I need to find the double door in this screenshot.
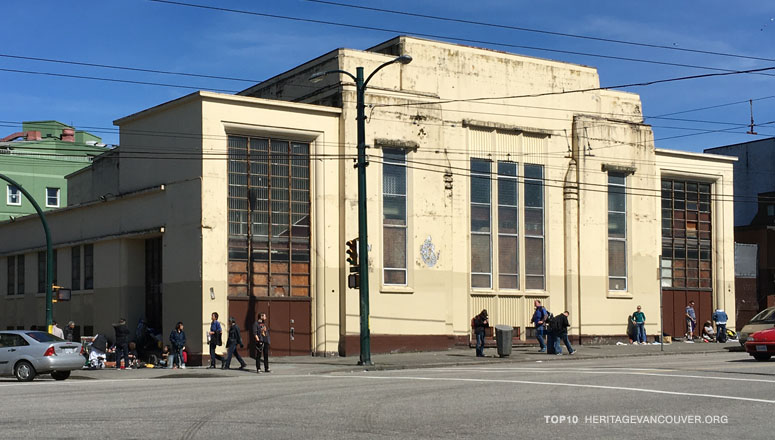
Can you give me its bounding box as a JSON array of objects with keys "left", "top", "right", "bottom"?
[{"left": 228, "top": 298, "right": 311, "bottom": 357}]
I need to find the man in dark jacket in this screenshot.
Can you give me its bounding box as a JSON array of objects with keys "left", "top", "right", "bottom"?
[
  {"left": 207, "top": 312, "right": 224, "bottom": 369},
  {"left": 113, "top": 318, "right": 131, "bottom": 369},
  {"left": 553, "top": 311, "right": 575, "bottom": 355},
  {"left": 169, "top": 322, "right": 187, "bottom": 369},
  {"left": 64, "top": 321, "right": 76, "bottom": 342},
  {"left": 531, "top": 300, "right": 549, "bottom": 352},
  {"left": 223, "top": 316, "right": 247, "bottom": 370},
  {"left": 473, "top": 309, "right": 489, "bottom": 357},
  {"left": 253, "top": 313, "right": 271, "bottom": 373}
]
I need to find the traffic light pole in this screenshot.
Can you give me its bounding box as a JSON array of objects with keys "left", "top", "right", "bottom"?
[
  {"left": 354, "top": 67, "right": 372, "bottom": 366},
  {"left": 309, "top": 55, "right": 412, "bottom": 366},
  {"left": 0, "top": 174, "right": 53, "bottom": 331}
]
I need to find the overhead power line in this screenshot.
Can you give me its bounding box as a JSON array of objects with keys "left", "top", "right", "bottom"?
[
  {"left": 147, "top": 0, "right": 775, "bottom": 78},
  {"left": 304, "top": 0, "right": 775, "bottom": 65},
  {"left": 0, "top": 67, "right": 239, "bottom": 93}
]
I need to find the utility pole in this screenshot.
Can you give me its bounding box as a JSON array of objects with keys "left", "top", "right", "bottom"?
[
  {"left": 310, "top": 54, "right": 412, "bottom": 366},
  {"left": 0, "top": 174, "right": 53, "bottom": 331}
]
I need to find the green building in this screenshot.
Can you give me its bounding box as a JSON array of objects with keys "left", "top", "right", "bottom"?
[{"left": 0, "top": 121, "right": 107, "bottom": 221}]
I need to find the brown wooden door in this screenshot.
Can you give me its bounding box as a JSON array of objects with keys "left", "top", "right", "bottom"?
[
  {"left": 662, "top": 289, "right": 712, "bottom": 338},
  {"left": 289, "top": 301, "right": 311, "bottom": 355},
  {"left": 255, "top": 299, "right": 311, "bottom": 356}
]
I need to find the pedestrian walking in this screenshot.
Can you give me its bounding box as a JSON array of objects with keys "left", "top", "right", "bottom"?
[
  {"left": 554, "top": 311, "right": 575, "bottom": 355},
  {"left": 223, "top": 316, "right": 247, "bottom": 370},
  {"left": 685, "top": 301, "right": 697, "bottom": 341},
  {"left": 712, "top": 308, "right": 728, "bottom": 343},
  {"left": 253, "top": 313, "right": 271, "bottom": 373},
  {"left": 472, "top": 309, "right": 489, "bottom": 357},
  {"left": 51, "top": 320, "right": 64, "bottom": 339},
  {"left": 531, "top": 300, "right": 549, "bottom": 352},
  {"left": 207, "top": 312, "right": 224, "bottom": 369},
  {"left": 64, "top": 321, "right": 76, "bottom": 342},
  {"left": 113, "top": 318, "right": 130, "bottom": 370},
  {"left": 169, "top": 322, "right": 186, "bottom": 369},
  {"left": 631, "top": 306, "right": 647, "bottom": 344}
]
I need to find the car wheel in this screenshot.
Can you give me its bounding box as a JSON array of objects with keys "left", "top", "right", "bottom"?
[
  {"left": 51, "top": 370, "right": 71, "bottom": 381},
  {"left": 14, "top": 361, "right": 36, "bottom": 382},
  {"left": 753, "top": 353, "right": 772, "bottom": 361}
]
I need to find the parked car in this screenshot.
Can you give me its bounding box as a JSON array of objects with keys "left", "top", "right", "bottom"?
[
  {"left": 738, "top": 306, "right": 775, "bottom": 346},
  {"left": 744, "top": 328, "right": 775, "bottom": 361},
  {"left": 0, "top": 330, "right": 84, "bottom": 381}
]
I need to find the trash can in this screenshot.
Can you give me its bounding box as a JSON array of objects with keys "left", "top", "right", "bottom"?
[{"left": 495, "top": 325, "right": 513, "bottom": 357}]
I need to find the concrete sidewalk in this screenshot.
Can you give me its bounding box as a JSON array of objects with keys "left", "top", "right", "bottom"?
[{"left": 64, "top": 340, "right": 742, "bottom": 380}]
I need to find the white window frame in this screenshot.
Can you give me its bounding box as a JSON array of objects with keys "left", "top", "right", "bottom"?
[
  {"left": 7, "top": 185, "right": 21, "bottom": 206},
  {"left": 608, "top": 172, "right": 627, "bottom": 291},
  {"left": 382, "top": 148, "right": 408, "bottom": 286},
  {"left": 46, "top": 187, "right": 60, "bottom": 208}
]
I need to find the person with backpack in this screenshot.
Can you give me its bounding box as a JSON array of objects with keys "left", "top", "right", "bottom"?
[
  {"left": 472, "top": 309, "right": 490, "bottom": 357},
  {"left": 712, "top": 308, "right": 728, "bottom": 343},
  {"left": 531, "top": 300, "right": 549, "bottom": 352},
  {"left": 545, "top": 311, "right": 557, "bottom": 354},
  {"left": 207, "top": 312, "right": 224, "bottom": 369},
  {"left": 553, "top": 311, "right": 576, "bottom": 355}
]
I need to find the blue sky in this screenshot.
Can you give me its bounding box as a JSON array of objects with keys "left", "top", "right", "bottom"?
[{"left": 1, "top": 0, "right": 773, "bottom": 150}]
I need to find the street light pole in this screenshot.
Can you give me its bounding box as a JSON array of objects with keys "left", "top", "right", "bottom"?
[{"left": 311, "top": 54, "right": 412, "bottom": 366}]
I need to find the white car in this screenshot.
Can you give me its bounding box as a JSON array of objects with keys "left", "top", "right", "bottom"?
[{"left": 0, "top": 330, "right": 84, "bottom": 381}]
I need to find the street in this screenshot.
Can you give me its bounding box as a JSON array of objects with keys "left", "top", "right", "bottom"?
[{"left": 1, "top": 351, "right": 773, "bottom": 439}]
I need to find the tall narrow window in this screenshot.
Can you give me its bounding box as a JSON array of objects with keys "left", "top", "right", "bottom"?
[
  {"left": 46, "top": 188, "right": 60, "bottom": 208},
  {"left": 37, "top": 251, "right": 45, "bottom": 293},
  {"left": 6, "top": 256, "right": 15, "bottom": 295},
  {"left": 383, "top": 148, "right": 407, "bottom": 285},
  {"left": 52, "top": 249, "right": 58, "bottom": 286},
  {"left": 524, "top": 164, "right": 545, "bottom": 290},
  {"left": 497, "top": 162, "right": 519, "bottom": 289},
  {"left": 84, "top": 244, "right": 94, "bottom": 290},
  {"left": 7, "top": 185, "right": 21, "bottom": 206},
  {"left": 471, "top": 159, "right": 492, "bottom": 288},
  {"left": 16, "top": 255, "right": 24, "bottom": 295},
  {"left": 71, "top": 246, "right": 81, "bottom": 291},
  {"left": 608, "top": 172, "right": 627, "bottom": 290}
]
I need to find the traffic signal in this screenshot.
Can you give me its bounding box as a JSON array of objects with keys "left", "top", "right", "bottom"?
[{"left": 346, "top": 238, "right": 359, "bottom": 272}]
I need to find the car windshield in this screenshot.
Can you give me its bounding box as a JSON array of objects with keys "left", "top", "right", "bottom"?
[
  {"left": 749, "top": 308, "right": 775, "bottom": 324},
  {"left": 25, "top": 331, "right": 64, "bottom": 343}
]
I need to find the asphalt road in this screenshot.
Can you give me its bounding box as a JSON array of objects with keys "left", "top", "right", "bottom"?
[{"left": 1, "top": 352, "right": 773, "bottom": 439}]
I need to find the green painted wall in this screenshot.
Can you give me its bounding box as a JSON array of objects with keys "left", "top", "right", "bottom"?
[{"left": 0, "top": 122, "right": 106, "bottom": 221}]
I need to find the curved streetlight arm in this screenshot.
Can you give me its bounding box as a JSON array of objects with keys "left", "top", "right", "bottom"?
[
  {"left": 364, "top": 58, "right": 401, "bottom": 88},
  {"left": 309, "top": 69, "right": 357, "bottom": 84},
  {"left": 0, "top": 173, "right": 54, "bottom": 331}
]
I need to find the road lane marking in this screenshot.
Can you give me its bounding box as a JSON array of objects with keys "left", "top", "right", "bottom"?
[
  {"left": 429, "top": 367, "right": 775, "bottom": 384},
  {"left": 330, "top": 374, "right": 775, "bottom": 404}
]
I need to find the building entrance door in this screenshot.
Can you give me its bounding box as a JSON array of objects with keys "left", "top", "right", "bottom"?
[
  {"left": 227, "top": 298, "right": 311, "bottom": 357},
  {"left": 662, "top": 289, "right": 712, "bottom": 339},
  {"left": 145, "top": 237, "right": 163, "bottom": 331}
]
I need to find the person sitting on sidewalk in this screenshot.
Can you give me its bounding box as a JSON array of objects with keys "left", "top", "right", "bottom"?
[{"left": 702, "top": 321, "right": 716, "bottom": 342}]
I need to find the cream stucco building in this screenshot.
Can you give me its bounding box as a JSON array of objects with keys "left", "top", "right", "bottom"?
[{"left": 0, "top": 36, "right": 735, "bottom": 361}]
